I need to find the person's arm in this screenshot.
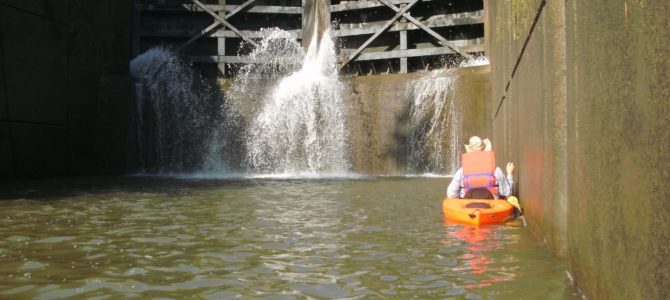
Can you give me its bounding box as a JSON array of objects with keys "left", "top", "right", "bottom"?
[
  {"left": 506, "top": 162, "right": 515, "bottom": 196},
  {"left": 447, "top": 169, "right": 463, "bottom": 198},
  {"left": 497, "top": 163, "right": 515, "bottom": 197}
]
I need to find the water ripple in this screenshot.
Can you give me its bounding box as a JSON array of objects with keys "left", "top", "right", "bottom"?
[{"left": 0, "top": 178, "right": 574, "bottom": 298}]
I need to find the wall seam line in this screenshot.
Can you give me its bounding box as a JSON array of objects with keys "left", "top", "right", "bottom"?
[
  {"left": 492, "top": 0, "right": 547, "bottom": 120},
  {"left": 0, "top": 3, "right": 68, "bottom": 26}
]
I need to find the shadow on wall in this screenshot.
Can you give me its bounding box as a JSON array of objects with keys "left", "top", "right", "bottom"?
[{"left": 344, "top": 66, "right": 490, "bottom": 176}]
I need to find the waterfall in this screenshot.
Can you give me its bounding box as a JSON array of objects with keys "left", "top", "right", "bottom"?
[
  {"left": 130, "top": 14, "right": 484, "bottom": 177},
  {"left": 407, "top": 69, "right": 462, "bottom": 175},
  {"left": 130, "top": 25, "right": 348, "bottom": 176},
  {"left": 130, "top": 47, "right": 229, "bottom": 173},
  {"left": 406, "top": 57, "right": 490, "bottom": 175},
  {"left": 302, "top": 0, "right": 331, "bottom": 51},
  {"left": 229, "top": 28, "right": 348, "bottom": 175}
]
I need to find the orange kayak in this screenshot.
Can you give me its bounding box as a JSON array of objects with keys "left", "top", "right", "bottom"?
[{"left": 442, "top": 198, "right": 515, "bottom": 225}]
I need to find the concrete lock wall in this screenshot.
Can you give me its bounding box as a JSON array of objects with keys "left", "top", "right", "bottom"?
[
  {"left": 0, "top": 0, "right": 134, "bottom": 178},
  {"left": 220, "top": 66, "right": 492, "bottom": 176},
  {"left": 486, "top": 0, "right": 670, "bottom": 299},
  {"left": 344, "top": 66, "right": 491, "bottom": 175}
]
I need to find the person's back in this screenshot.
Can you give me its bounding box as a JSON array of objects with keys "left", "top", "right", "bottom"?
[{"left": 446, "top": 136, "right": 515, "bottom": 199}]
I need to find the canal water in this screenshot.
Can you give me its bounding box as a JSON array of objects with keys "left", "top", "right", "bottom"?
[{"left": 0, "top": 177, "right": 579, "bottom": 299}]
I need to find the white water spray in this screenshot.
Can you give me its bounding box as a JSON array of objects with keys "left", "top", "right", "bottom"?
[
  {"left": 130, "top": 47, "right": 226, "bottom": 173},
  {"left": 407, "top": 68, "right": 462, "bottom": 175},
  {"left": 406, "top": 56, "right": 490, "bottom": 175},
  {"left": 233, "top": 28, "right": 348, "bottom": 175}
]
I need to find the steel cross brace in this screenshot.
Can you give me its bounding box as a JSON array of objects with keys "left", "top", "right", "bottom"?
[
  {"left": 376, "top": 0, "right": 472, "bottom": 60},
  {"left": 186, "top": 0, "right": 259, "bottom": 49},
  {"left": 177, "top": 0, "right": 257, "bottom": 52},
  {"left": 339, "top": 0, "right": 420, "bottom": 70},
  {"left": 339, "top": 0, "right": 472, "bottom": 70}
]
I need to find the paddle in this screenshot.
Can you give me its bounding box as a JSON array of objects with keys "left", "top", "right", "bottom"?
[{"left": 506, "top": 196, "right": 527, "bottom": 227}]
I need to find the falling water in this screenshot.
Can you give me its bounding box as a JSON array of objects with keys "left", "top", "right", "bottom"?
[
  {"left": 407, "top": 57, "right": 490, "bottom": 175},
  {"left": 407, "top": 68, "right": 462, "bottom": 175},
  {"left": 131, "top": 25, "right": 484, "bottom": 176},
  {"left": 130, "top": 47, "right": 228, "bottom": 173},
  {"left": 230, "top": 28, "right": 348, "bottom": 175}
]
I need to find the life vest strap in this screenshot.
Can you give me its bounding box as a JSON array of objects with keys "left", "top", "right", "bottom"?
[
  {"left": 463, "top": 173, "right": 496, "bottom": 189},
  {"left": 462, "top": 185, "right": 499, "bottom": 189}
]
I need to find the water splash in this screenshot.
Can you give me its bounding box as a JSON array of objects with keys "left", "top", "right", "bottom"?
[
  {"left": 407, "top": 68, "right": 462, "bottom": 175},
  {"left": 230, "top": 29, "right": 349, "bottom": 175},
  {"left": 130, "top": 47, "right": 228, "bottom": 173},
  {"left": 461, "top": 56, "right": 490, "bottom": 67},
  {"left": 406, "top": 55, "right": 490, "bottom": 175},
  {"left": 131, "top": 29, "right": 480, "bottom": 177}
]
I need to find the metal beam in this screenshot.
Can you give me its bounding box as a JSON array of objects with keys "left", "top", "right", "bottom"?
[
  {"left": 189, "top": 55, "right": 253, "bottom": 64},
  {"left": 331, "top": 0, "right": 439, "bottom": 12},
  {"left": 353, "top": 44, "right": 485, "bottom": 61},
  {"left": 376, "top": 0, "right": 472, "bottom": 60},
  {"left": 399, "top": 3, "right": 408, "bottom": 73},
  {"left": 141, "top": 27, "right": 302, "bottom": 39},
  {"left": 186, "top": 43, "right": 484, "bottom": 65},
  {"left": 339, "top": 0, "right": 419, "bottom": 70},
  {"left": 335, "top": 12, "right": 483, "bottom": 37},
  {"left": 188, "top": 55, "right": 301, "bottom": 65},
  {"left": 212, "top": 29, "right": 301, "bottom": 39},
  {"left": 217, "top": 8, "right": 226, "bottom": 76},
  {"left": 176, "top": 0, "right": 256, "bottom": 52},
  {"left": 176, "top": 21, "right": 221, "bottom": 52},
  {"left": 137, "top": 3, "right": 301, "bottom": 14},
  {"left": 191, "top": 0, "right": 258, "bottom": 47},
  {"left": 141, "top": 12, "right": 481, "bottom": 39},
  {"left": 226, "top": 0, "right": 256, "bottom": 18}
]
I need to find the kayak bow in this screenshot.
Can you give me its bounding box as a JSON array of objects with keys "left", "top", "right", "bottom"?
[{"left": 442, "top": 198, "right": 515, "bottom": 225}]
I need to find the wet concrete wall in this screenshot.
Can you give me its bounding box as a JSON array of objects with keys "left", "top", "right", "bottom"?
[
  {"left": 486, "top": 0, "right": 669, "bottom": 298},
  {"left": 344, "top": 66, "right": 491, "bottom": 175},
  {"left": 218, "top": 66, "right": 491, "bottom": 175},
  {"left": 0, "top": 0, "right": 133, "bottom": 178}
]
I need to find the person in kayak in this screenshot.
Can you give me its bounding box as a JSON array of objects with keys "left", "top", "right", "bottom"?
[{"left": 446, "top": 136, "right": 515, "bottom": 199}]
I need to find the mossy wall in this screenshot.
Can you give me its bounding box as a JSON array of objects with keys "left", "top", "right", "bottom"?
[{"left": 486, "top": 0, "right": 669, "bottom": 298}]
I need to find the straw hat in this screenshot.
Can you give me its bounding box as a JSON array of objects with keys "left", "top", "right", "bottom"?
[{"left": 464, "top": 136, "right": 492, "bottom": 153}]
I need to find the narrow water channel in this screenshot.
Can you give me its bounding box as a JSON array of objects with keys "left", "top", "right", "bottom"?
[{"left": 0, "top": 177, "right": 578, "bottom": 299}]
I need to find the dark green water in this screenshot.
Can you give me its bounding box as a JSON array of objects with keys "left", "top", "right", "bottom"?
[{"left": 0, "top": 177, "right": 578, "bottom": 299}]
